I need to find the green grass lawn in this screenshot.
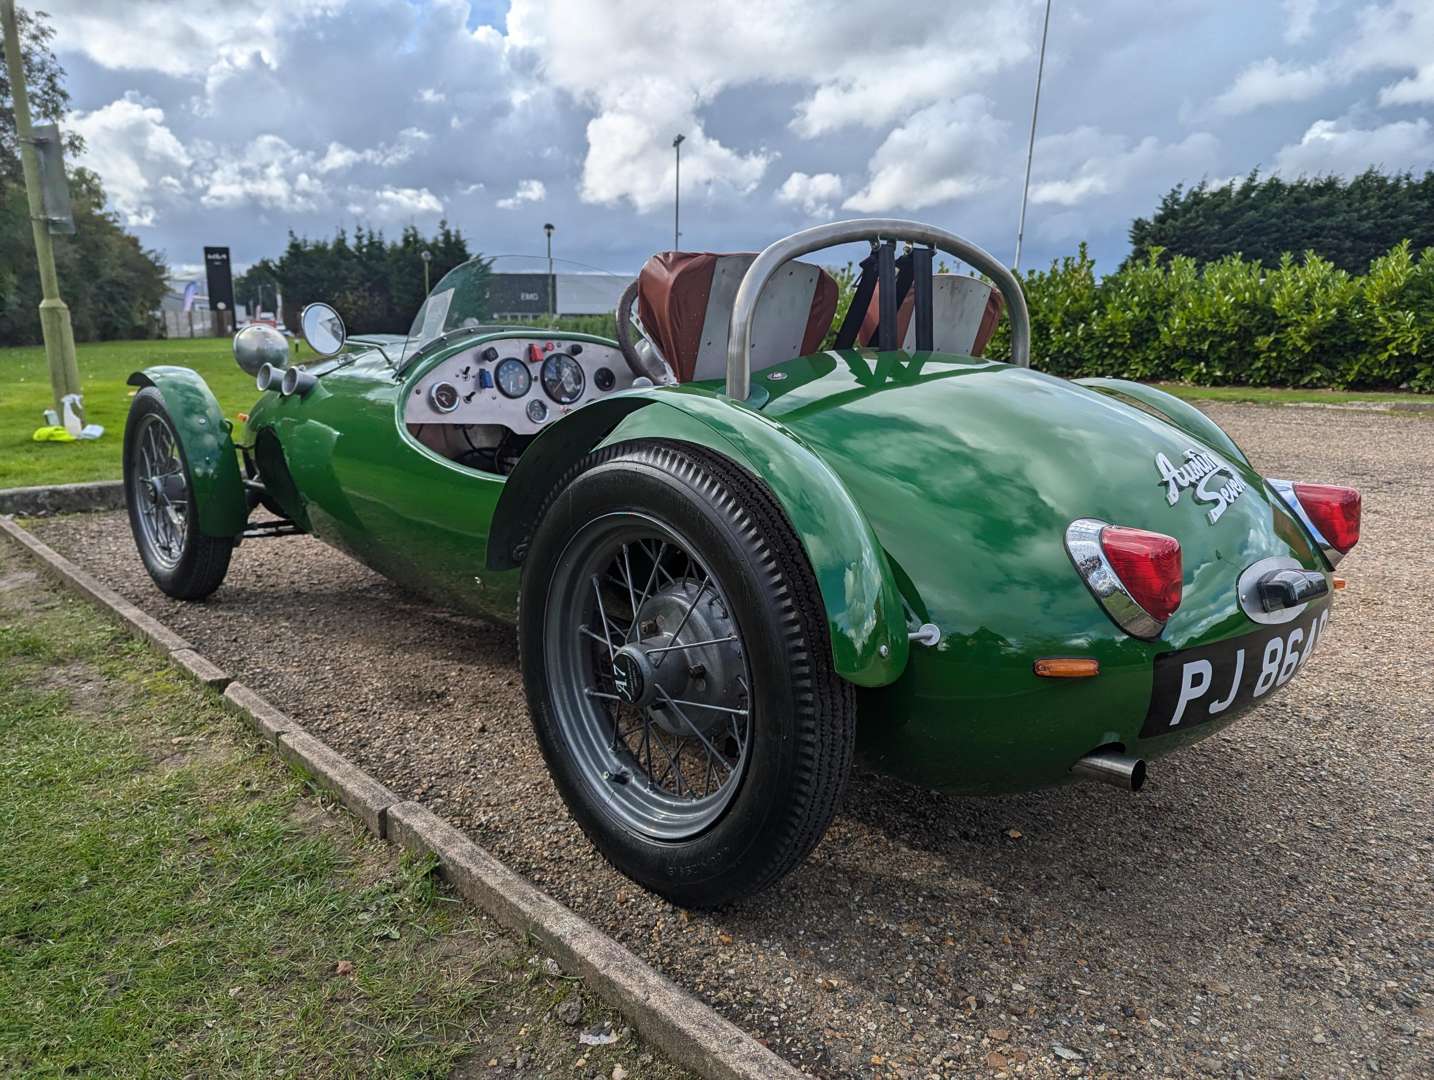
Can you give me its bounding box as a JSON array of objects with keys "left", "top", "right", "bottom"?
[
  {"left": 0, "top": 544, "right": 685, "bottom": 1079},
  {"left": 1153, "top": 382, "right": 1431, "bottom": 406},
  {"left": 0, "top": 338, "right": 283, "bottom": 489}
]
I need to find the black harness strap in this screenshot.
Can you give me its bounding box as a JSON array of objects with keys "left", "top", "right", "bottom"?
[
  {"left": 912, "top": 245, "right": 934, "bottom": 351},
  {"left": 832, "top": 247, "right": 879, "bottom": 350}
]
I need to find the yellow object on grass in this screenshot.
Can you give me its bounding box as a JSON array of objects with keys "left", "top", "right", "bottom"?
[{"left": 32, "top": 425, "right": 76, "bottom": 442}]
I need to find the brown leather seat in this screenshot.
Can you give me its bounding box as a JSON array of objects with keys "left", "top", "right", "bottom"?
[
  {"left": 636, "top": 252, "right": 838, "bottom": 383},
  {"left": 855, "top": 278, "right": 1005, "bottom": 356}
]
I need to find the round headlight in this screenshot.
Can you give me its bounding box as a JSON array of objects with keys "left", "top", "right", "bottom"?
[{"left": 233, "top": 323, "right": 289, "bottom": 376}]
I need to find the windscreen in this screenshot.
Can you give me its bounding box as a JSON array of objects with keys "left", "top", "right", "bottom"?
[{"left": 400, "top": 256, "right": 493, "bottom": 367}]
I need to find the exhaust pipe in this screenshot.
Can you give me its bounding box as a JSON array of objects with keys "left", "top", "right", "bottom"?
[{"left": 1072, "top": 751, "right": 1146, "bottom": 792}]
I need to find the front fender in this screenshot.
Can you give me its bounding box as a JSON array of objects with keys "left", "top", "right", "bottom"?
[
  {"left": 1075, "top": 377, "right": 1251, "bottom": 466},
  {"left": 489, "top": 386, "right": 910, "bottom": 687},
  {"left": 128, "top": 366, "right": 247, "bottom": 537}
]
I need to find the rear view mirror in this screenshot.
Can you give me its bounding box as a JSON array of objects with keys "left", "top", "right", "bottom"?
[{"left": 300, "top": 303, "right": 346, "bottom": 356}]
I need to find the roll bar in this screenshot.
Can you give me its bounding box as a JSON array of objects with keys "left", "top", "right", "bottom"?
[{"left": 725, "top": 218, "right": 1031, "bottom": 399}]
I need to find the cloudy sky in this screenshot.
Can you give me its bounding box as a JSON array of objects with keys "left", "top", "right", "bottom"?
[{"left": 41, "top": 0, "right": 1434, "bottom": 283}]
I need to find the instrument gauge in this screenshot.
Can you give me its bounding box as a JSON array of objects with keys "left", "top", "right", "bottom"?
[
  {"left": 428, "top": 381, "right": 460, "bottom": 413},
  {"left": 541, "top": 353, "right": 585, "bottom": 405},
  {"left": 526, "top": 399, "right": 548, "bottom": 424},
  {"left": 593, "top": 366, "right": 615, "bottom": 392},
  {"left": 495, "top": 357, "right": 531, "bottom": 398}
]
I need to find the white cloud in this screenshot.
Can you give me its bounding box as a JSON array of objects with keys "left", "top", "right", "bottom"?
[
  {"left": 417, "top": 88, "right": 446, "bottom": 104},
  {"left": 505, "top": 0, "right": 1035, "bottom": 211},
  {"left": 43, "top": 0, "right": 343, "bottom": 79},
  {"left": 776, "top": 172, "right": 844, "bottom": 218},
  {"left": 1211, "top": 58, "right": 1330, "bottom": 116},
  {"left": 1340, "top": 0, "right": 1434, "bottom": 106},
  {"left": 1283, "top": 0, "right": 1319, "bottom": 43},
  {"left": 70, "top": 93, "right": 192, "bottom": 227},
  {"left": 1029, "top": 129, "right": 1220, "bottom": 206},
  {"left": 370, "top": 186, "right": 445, "bottom": 217},
  {"left": 497, "top": 179, "right": 548, "bottom": 209},
  {"left": 843, "top": 97, "right": 1006, "bottom": 213},
  {"left": 1273, "top": 117, "right": 1434, "bottom": 176}
]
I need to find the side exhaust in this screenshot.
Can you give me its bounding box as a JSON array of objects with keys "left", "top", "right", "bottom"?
[{"left": 1072, "top": 751, "right": 1147, "bottom": 792}]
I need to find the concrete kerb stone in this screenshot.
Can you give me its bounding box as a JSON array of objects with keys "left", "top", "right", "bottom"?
[
  {"left": 222, "top": 681, "right": 303, "bottom": 745},
  {"left": 0, "top": 480, "right": 125, "bottom": 517},
  {"left": 171, "top": 648, "right": 230, "bottom": 689},
  {"left": 386, "top": 801, "right": 803, "bottom": 1080},
  {"left": 276, "top": 730, "right": 399, "bottom": 839},
  {"left": 0, "top": 515, "right": 191, "bottom": 654}
]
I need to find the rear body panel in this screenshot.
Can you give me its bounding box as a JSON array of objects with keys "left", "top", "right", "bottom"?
[{"left": 747, "top": 350, "right": 1328, "bottom": 792}]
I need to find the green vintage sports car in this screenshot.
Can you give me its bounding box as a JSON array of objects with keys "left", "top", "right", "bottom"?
[{"left": 123, "top": 219, "right": 1361, "bottom": 907}]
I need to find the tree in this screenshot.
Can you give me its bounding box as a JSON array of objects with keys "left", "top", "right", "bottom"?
[
  {"left": 240, "top": 224, "right": 478, "bottom": 334},
  {"left": 0, "top": 6, "right": 167, "bottom": 344},
  {"left": 1128, "top": 169, "right": 1434, "bottom": 273}
]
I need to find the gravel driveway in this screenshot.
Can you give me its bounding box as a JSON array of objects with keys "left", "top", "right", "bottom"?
[{"left": 28, "top": 403, "right": 1433, "bottom": 1079}]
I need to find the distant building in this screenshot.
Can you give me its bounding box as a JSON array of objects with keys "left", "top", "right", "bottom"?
[
  {"left": 486, "top": 272, "right": 628, "bottom": 319},
  {"left": 158, "top": 277, "right": 216, "bottom": 338}
]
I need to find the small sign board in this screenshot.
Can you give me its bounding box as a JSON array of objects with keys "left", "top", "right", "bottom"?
[
  {"left": 31, "top": 123, "right": 74, "bottom": 235},
  {"left": 486, "top": 272, "right": 554, "bottom": 316},
  {"left": 204, "top": 247, "right": 235, "bottom": 314}
]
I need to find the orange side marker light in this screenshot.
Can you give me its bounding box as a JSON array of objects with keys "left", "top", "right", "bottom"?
[
  {"left": 1033, "top": 658, "right": 1100, "bottom": 679},
  {"left": 1332, "top": 577, "right": 1346, "bottom": 590}
]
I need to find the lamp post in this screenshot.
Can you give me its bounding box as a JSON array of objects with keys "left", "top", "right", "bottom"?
[
  {"left": 672, "top": 134, "right": 685, "bottom": 250},
  {"left": 543, "top": 223, "right": 555, "bottom": 325},
  {"left": 2, "top": 0, "right": 83, "bottom": 426},
  {"left": 420, "top": 248, "right": 432, "bottom": 294},
  {"left": 1014, "top": 0, "right": 1052, "bottom": 273}
]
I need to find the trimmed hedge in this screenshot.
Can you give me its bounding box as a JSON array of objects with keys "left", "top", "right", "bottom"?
[{"left": 985, "top": 241, "right": 1434, "bottom": 391}]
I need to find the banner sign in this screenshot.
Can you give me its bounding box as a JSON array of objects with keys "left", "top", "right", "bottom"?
[
  {"left": 486, "top": 272, "right": 554, "bottom": 316},
  {"left": 31, "top": 123, "right": 74, "bottom": 235},
  {"left": 204, "top": 247, "right": 235, "bottom": 314}
]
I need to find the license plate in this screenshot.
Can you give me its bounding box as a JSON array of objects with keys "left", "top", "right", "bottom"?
[{"left": 1141, "top": 606, "right": 1330, "bottom": 738}]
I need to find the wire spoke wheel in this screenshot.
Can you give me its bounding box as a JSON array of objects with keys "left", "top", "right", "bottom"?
[
  {"left": 128, "top": 412, "right": 190, "bottom": 571},
  {"left": 546, "top": 514, "right": 753, "bottom": 841}
]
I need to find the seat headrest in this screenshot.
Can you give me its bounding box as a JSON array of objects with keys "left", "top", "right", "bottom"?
[{"left": 637, "top": 252, "right": 838, "bottom": 382}]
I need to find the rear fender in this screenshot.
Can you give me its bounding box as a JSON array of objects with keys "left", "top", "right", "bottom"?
[
  {"left": 127, "top": 366, "right": 248, "bottom": 537},
  {"left": 1076, "top": 378, "right": 1250, "bottom": 466},
  {"left": 489, "top": 387, "right": 910, "bottom": 687}
]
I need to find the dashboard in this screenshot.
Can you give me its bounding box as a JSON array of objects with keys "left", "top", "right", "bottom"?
[{"left": 404, "top": 335, "right": 637, "bottom": 435}]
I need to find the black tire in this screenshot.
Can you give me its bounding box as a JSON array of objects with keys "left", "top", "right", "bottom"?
[
  {"left": 519, "top": 440, "right": 855, "bottom": 908},
  {"left": 123, "top": 387, "right": 234, "bottom": 600}
]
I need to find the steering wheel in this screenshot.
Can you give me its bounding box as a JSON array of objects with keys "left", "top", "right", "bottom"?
[{"left": 614, "top": 278, "right": 669, "bottom": 382}]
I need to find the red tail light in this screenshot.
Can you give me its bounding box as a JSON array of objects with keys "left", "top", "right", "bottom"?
[
  {"left": 1099, "top": 526, "right": 1184, "bottom": 623},
  {"left": 1292, "top": 483, "right": 1361, "bottom": 554}
]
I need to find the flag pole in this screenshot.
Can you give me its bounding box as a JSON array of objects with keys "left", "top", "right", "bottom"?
[{"left": 1014, "top": 0, "right": 1052, "bottom": 273}]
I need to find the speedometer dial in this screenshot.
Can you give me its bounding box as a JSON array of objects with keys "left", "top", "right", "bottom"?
[
  {"left": 541, "top": 353, "right": 585, "bottom": 405},
  {"left": 495, "top": 357, "right": 531, "bottom": 398}
]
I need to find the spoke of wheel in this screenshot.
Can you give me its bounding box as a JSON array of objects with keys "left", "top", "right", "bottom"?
[
  {"left": 655, "top": 687, "right": 732, "bottom": 785},
  {"left": 580, "top": 624, "right": 622, "bottom": 652},
  {"left": 642, "top": 634, "right": 737, "bottom": 655},
  {"left": 620, "top": 544, "right": 639, "bottom": 641},
  {"left": 629, "top": 540, "right": 666, "bottom": 642},
  {"left": 583, "top": 687, "right": 623, "bottom": 702},
  {"left": 590, "top": 575, "right": 618, "bottom": 663},
  {"left": 662, "top": 697, "right": 749, "bottom": 717},
  {"left": 652, "top": 577, "right": 708, "bottom": 668}
]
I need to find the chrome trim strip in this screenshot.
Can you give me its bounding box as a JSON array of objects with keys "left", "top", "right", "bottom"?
[
  {"left": 1064, "top": 517, "right": 1167, "bottom": 640},
  {"left": 1267, "top": 478, "right": 1344, "bottom": 567},
  {"left": 724, "top": 218, "right": 1032, "bottom": 399}
]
